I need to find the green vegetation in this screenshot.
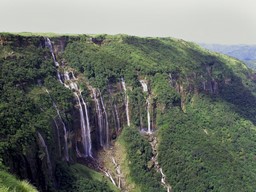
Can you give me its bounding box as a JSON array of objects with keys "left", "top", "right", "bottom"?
[
  {"left": 55, "top": 163, "right": 118, "bottom": 192},
  {"left": 0, "top": 170, "right": 37, "bottom": 192},
  {"left": 0, "top": 35, "right": 72, "bottom": 157},
  {"left": 119, "top": 126, "right": 164, "bottom": 192},
  {"left": 158, "top": 96, "right": 256, "bottom": 191},
  {"left": 244, "top": 60, "right": 256, "bottom": 70},
  {"left": 1, "top": 32, "right": 256, "bottom": 191}
]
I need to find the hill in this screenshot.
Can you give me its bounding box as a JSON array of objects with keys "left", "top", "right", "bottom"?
[
  {"left": 200, "top": 43, "right": 256, "bottom": 69},
  {"left": 1, "top": 33, "right": 256, "bottom": 191}
]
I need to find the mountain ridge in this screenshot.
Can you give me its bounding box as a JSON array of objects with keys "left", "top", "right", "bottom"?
[
  {"left": 200, "top": 43, "right": 256, "bottom": 69},
  {"left": 1, "top": 33, "right": 256, "bottom": 191}
]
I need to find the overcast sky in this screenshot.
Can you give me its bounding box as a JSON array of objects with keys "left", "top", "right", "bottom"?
[{"left": 1, "top": 0, "right": 255, "bottom": 44}]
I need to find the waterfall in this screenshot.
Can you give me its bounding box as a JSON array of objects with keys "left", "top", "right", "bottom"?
[
  {"left": 37, "top": 132, "right": 52, "bottom": 174},
  {"left": 53, "top": 118, "right": 61, "bottom": 157},
  {"left": 45, "top": 89, "right": 69, "bottom": 161},
  {"left": 114, "top": 104, "right": 121, "bottom": 131},
  {"left": 146, "top": 98, "right": 151, "bottom": 133},
  {"left": 92, "top": 88, "right": 109, "bottom": 147},
  {"left": 92, "top": 89, "right": 104, "bottom": 146},
  {"left": 74, "top": 92, "right": 92, "bottom": 157},
  {"left": 81, "top": 95, "right": 92, "bottom": 156},
  {"left": 149, "top": 136, "right": 172, "bottom": 192},
  {"left": 140, "top": 80, "right": 152, "bottom": 133},
  {"left": 111, "top": 157, "right": 122, "bottom": 189},
  {"left": 63, "top": 72, "right": 92, "bottom": 157},
  {"left": 140, "top": 80, "right": 148, "bottom": 92},
  {"left": 53, "top": 102, "right": 69, "bottom": 161},
  {"left": 102, "top": 170, "right": 117, "bottom": 187},
  {"left": 63, "top": 71, "right": 79, "bottom": 90},
  {"left": 100, "top": 93, "right": 109, "bottom": 147},
  {"left": 45, "top": 38, "right": 59, "bottom": 67},
  {"left": 45, "top": 38, "right": 92, "bottom": 157},
  {"left": 45, "top": 38, "right": 63, "bottom": 84},
  {"left": 121, "top": 78, "right": 130, "bottom": 126}
]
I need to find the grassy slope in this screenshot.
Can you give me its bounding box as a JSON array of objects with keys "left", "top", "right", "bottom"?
[
  {"left": 0, "top": 170, "right": 37, "bottom": 192},
  {"left": 70, "top": 164, "right": 119, "bottom": 192},
  {"left": 55, "top": 162, "right": 119, "bottom": 192}
]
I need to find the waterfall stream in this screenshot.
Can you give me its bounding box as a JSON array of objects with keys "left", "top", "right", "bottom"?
[
  {"left": 81, "top": 96, "right": 92, "bottom": 156},
  {"left": 111, "top": 157, "right": 122, "bottom": 189},
  {"left": 52, "top": 118, "right": 62, "bottom": 157},
  {"left": 45, "top": 38, "right": 92, "bottom": 157},
  {"left": 121, "top": 78, "right": 130, "bottom": 126},
  {"left": 37, "top": 132, "right": 52, "bottom": 175},
  {"left": 52, "top": 102, "right": 69, "bottom": 160},
  {"left": 114, "top": 104, "right": 121, "bottom": 131},
  {"left": 140, "top": 80, "right": 152, "bottom": 133},
  {"left": 45, "top": 89, "right": 69, "bottom": 161},
  {"left": 92, "top": 89, "right": 104, "bottom": 147},
  {"left": 92, "top": 88, "right": 109, "bottom": 147},
  {"left": 149, "top": 135, "right": 172, "bottom": 192},
  {"left": 74, "top": 92, "right": 92, "bottom": 157},
  {"left": 63, "top": 71, "right": 92, "bottom": 157},
  {"left": 100, "top": 93, "right": 109, "bottom": 147}
]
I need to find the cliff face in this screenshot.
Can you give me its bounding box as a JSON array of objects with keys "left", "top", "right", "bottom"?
[{"left": 1, "top": 33, "right": 256, "bottom": 192}]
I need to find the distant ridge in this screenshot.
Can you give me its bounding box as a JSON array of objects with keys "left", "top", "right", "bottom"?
[{"left": 200, "top": 43, "right": 256, "bottom": 69}]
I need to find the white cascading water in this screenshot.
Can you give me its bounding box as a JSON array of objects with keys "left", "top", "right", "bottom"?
[
  {"left": 146, "top": 98, "right": 151, "bottom": 133},
  {"left": 45, "top": 38, "right": 63, "bottom": 84},
  {"left": 37, "top": 132, "right": 52, "bottom": 174},
  {"left": 149, "top": 136, "right": 172, "bottom": 192},
  {"left": 101, "top": 169, "right": 117, "bottom": 187},
  {"left": 81, "top": 94, "right": 92, "bottom": 156},
  {"left": 92, "top": 88, "right": 110, "bottom": 147},
  {"left": 53, "top": 102, "right": 70, "bottom": 161},
  {"left": 74, "top": 92, "right": 92, "bottom": 157},
  {"left": 45, "top": 38, "right": 59, "bottom": 67},
  {"left": 92, "top": 89, "right": 104, "bottom": 146},
  {"left": 111, "top": 157, "right": 122, "bottom": 189},
  {"left": 140, "top": 80, "right": 152, "bottom": 133},
  {"left": 53, "top": 118, "right": 62, "bottom": 157},
  {"left": 121, "top": 78, "right": 130, "bottom": 126},
  {"left": 100, "top": 93, "right": 109, "bottom": 147},
  {"left": 159, "top": 166, "right": 172, "bottom": 192},
  {"left": 114, "top": 104, "right": 121, "bottom": 131},
  {"left": 45, "top": 38, "right": 92, "bottom": 157},
  {"left": 45, "top": 89, "right": 69, "bottom": 161},
  {"left": 63, "top": 72, "right": 92, "bottom": 157}
]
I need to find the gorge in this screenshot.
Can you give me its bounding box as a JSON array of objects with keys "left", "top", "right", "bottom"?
[{"left": 1, "top": 33, "right": 256, "bottom": 192}]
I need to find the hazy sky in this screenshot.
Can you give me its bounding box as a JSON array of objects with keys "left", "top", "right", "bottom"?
[{"left": 1, "top": 0, "right": 256, "bottom": 44}]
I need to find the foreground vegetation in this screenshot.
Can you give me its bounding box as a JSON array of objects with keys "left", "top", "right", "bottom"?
[
  {"left": 0, "top": 169, "right": 37, "bottom": 192},
  {"left": 55, "top": 163, "right": 117, "bottom": 192}
]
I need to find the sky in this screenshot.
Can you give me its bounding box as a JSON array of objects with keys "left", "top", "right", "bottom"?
[{"left": 0, "top": 0, "right": 256, "bottom": 44}]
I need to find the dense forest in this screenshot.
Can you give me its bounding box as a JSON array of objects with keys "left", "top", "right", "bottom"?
[{"left": 1, "top": 33, "right": 256, "bottom": 191}]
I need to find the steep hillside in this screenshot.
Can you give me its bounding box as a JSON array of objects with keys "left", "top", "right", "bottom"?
[{"left": 1, "top": 33, "right": 256, "bottom": 191}]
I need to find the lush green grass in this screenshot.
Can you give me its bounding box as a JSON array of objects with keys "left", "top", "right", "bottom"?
[
  {"left": 0, "top": 170, "right": 37, "bottom": 192},
  {"left": 55, "top": 162, "right": 118, "bottom": 192},
  {"left": 71, "top": 164, "right": 119, "bottom": 192}
]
